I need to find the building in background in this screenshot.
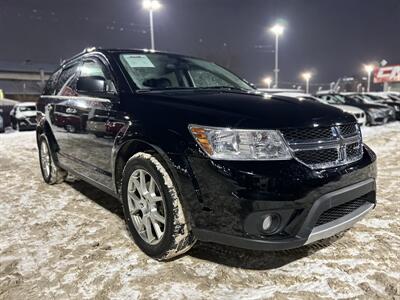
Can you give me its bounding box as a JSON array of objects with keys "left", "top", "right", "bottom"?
[
  {"left": 374, "top": 65, "right": 400, "bottom": 91},
  {"left": 0, "top": 60, "right": 57, "bottom": 102},
  {"left": 333, "top": 76, "right": 380, "bottom": 93}
]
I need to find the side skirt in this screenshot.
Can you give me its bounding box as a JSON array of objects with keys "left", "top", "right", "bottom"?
[{"left": 58, "top": 158, "right": 120, "bottom": 201}]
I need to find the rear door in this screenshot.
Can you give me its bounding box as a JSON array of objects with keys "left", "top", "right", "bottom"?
[{"left": 43, "top": 62, "right": 81, "bottom": 155}]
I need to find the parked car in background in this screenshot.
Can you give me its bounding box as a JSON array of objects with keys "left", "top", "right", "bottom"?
[
  {"left": 316, "top": 92, "right": 392, "bottom": 126},
  {"left": 277, "top": 92, "right": 366, "bottom": 126},
  {"left": 386, "top": 92, "right": 400, "bottom": 101},
  {"left": 0, "top": 98, "right": 18, "bottom": 128},
  {"left": 36, "top": 48, "right": 377, "bottom": 260},
  {"left": 10, "top": 102, "right": 38, "bottom": 131},
  {"left": 357, "top": 93, "right": 400, "bottom": 120},
  {"left": 0, "top": 108, "right": 4, "bottom": 133}
]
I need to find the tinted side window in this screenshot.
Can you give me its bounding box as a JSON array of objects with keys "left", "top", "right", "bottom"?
[
  {"left": 43, "top": 69, "right": 61, "bottom": 95},
  {"left": 56, "top": 64, "right": 80, "bottom": 96},
  {"left": 347, "top": 97, "right": 358, "bottom": 104}
]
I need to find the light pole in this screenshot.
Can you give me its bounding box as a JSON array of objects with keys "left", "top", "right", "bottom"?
[
  {"left": 142, "top": 0, "right": 161, "bottom": 50},
  {"left": 364, "top": 64, "right": 374, "bottom": 92},
  {"left": 263, "top": 77, "right": 272, "bottom": 89},
  {"left": 270, "top": 24, "right": 284, "bottom": 88},
  {"left": 302, "top": 72, "right": 312, "bottom": 94}
]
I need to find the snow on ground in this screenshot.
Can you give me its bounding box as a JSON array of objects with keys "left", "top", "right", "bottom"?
[{"left": 0, "top": 123, "right": 399, "bottom": 299}]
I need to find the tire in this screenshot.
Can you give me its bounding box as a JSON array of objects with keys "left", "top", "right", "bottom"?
[
  {"left": 38, "top": 134, "right": 67, "bottom": 184},
  {"left": 121, "top": 152, "right": 195, "bottom": 260},
  {"left": 16, "top": 120, "right": 21, "bottom": 131},
  {"left": 11, "top": 119, "right": 16, "bottom": 130}
]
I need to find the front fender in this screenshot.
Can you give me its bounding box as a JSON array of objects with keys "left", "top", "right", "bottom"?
[{"left": 111, "top": 124, "right": 202, "bottom": 226}]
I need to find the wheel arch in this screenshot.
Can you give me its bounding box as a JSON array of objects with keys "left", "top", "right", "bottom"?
[
  {"left": 113, "top": 139, "right": 175, "bottom": 194},
  {"left": 36, "top": 116, "right": 59, "bottom": 152},
  {"left": 112, "top": 138, "right": 197, "bottom": 227}
]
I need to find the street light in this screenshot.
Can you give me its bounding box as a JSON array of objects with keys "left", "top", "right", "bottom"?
[
  {"left": 302, "top": 72, "right": 312, "bottom": 94},
  {"left": 269, "top": 24, "right": 284, "bottom": 88},
  {"left": 364, "top": 64, "right": 374, "bottom": 92},
  {"left": 142, "top": 0, "right": 162, "bottom": 50},
  {"left": 263, "top": 77, "right": 272, "bottom": 89}
]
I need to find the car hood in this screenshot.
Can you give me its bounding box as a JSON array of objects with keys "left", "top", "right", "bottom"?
[
  {"left": 134, "top": 90, "right": 355, "bottom": 129},
  {"left": 18, "top": 111, "right": 37, "bottom": 118}
]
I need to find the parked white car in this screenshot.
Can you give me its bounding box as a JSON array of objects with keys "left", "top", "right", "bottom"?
[
  {"left": 10, "top": 102, "right": 38, "bottom": 131},
  {"left": 275, "top": 93, "right": 367, "bottom": 126}
]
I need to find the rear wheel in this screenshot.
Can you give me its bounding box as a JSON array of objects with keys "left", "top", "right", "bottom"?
[
  {"left": 121, "top": 152, "right": 195, "bottom": 260},
  {"left": 38, "top": 134, "right": 67, "bottom": 184}
]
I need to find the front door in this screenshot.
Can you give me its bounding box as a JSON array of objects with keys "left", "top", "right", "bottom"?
[{"left": 63, "top": 57, "right": 126, "bottom": 190}]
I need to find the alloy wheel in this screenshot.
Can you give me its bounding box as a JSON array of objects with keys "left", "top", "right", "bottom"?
[
  {"left": 127, "top": 169, "right": 166, "bottom": 245},
  {"left": 40, "top": 141, "right": 51, "bottom": 179}
]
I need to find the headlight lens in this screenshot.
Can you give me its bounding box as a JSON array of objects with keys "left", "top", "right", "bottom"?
[
  {"left": 189, "top": 125, "right": 292, "bottom": 160},
  {"left": 368, "top": 109, "right": 379, "bottom": 115}
]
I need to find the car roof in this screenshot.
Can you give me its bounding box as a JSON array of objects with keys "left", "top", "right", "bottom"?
[
  {"left": 16, "top": 102, "right": 36, "bottom": 106},
  {"left": 61, "top": 47, "right": 204, "bottom": 67}
]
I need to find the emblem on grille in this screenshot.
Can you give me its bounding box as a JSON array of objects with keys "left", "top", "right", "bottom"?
[{"left": 334, "top": 126, "right": 347, "bottom": 163}]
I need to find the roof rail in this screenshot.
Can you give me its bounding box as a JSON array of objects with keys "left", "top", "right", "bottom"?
[
  {"left": 60, "top": 46, "right": 100, "bottom": 66},
  {"left": 84, "top": 46, "right": 97, "bottom": 53}
]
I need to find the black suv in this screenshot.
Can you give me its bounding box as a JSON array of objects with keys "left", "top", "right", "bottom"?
[{"left": 37, "top": 49, "right": 377, "bottom": 260}]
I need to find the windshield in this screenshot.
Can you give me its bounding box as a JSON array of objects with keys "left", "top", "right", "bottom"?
[
  {"left": 119, "top": 53, "right": 254, "bottom": 92},
  {"left": 18, "top": 106, "right": 36, "bottom": 112},
  {"left": 355, "top": 95, "right": 377, "bottom": 104},
  {"left": 318, "top": 95, "right": 346, "bottom": 104}
]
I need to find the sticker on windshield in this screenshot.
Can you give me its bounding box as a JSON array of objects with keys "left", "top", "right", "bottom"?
[{"left": 123, "top": 54, "right": 155, "bottom": 68}]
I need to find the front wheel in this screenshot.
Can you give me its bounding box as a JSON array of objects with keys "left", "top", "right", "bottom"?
[
  {"left": 121, "top": 152, "right": 195, "bottom": 260},
  {"left": 38, "top": 134, "right": 67, "bottom": 184}
]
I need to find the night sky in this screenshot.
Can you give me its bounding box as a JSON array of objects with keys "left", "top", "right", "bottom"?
[{"left": 1, "top": 0, "right": 399, "bottom": 87}]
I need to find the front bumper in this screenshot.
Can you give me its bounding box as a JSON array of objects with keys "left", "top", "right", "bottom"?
[
  {"left": 176, "top": 145, "right": 377, "bottom": 250},
  {"left": 193, "top": 180, "right": 375, "bottom": 251},
  {"left": 18, "top": 117, "right": 37, "bottom": 130}
]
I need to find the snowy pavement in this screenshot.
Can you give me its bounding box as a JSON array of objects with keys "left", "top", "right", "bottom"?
[{"left": 0, "top": 123, "right": 399, "bottom": 299}]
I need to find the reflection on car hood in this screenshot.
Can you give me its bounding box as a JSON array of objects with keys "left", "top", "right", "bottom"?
[
  {"left": 331, "top": 104, "right": 364, "bottom": 114},
  {"left": 135, "top": 90, "right": 355, "bottom": 129},
  {"left": 18, "top": 111, "right": 37, "bottom": 118}
]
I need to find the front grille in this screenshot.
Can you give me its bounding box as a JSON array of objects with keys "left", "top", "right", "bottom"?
[
  {"left": 280, "top": 123, "right": 363, "bottom": 169},
  {"left": 28, "top": 116, "right": 37, "bottom": 124},
  {"left": 346, "top": 142, "right": 363, "bottom": 160},
  {"left": 280, "top": 127, "right": 333, "bottom": 143},
  {"left": 338, "top": 124, "right": 358, "bottom": 137},
  {"left": 296, "top": 149, "right": 338, "bottom": 165},
  {"left": 315, "top": 194, "right": 371, "bottom": 227}
]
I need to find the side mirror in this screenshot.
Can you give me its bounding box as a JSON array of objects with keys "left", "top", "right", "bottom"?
[{"left": 77, "top": 76, "right": 106, "bottom": 95}]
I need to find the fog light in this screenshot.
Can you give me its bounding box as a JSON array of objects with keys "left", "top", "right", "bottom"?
[
  {"left": 262, "top": 215, "right": 273, "bottom": 230},
  {"left": 261, "top": 214, "right": 280, "bottom": 234}
]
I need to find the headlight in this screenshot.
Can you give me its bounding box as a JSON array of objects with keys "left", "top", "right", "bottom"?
[
  {"left": 368, "top": 109, "right": 379, "bottom": 116},
  {"left": 189, "top": 125, "right": 292, "bottom": 160}
]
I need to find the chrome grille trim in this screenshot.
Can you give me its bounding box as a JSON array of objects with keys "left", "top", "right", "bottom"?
[{"left": 280, "top": 124, "right": 363, "bottom": 169}]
